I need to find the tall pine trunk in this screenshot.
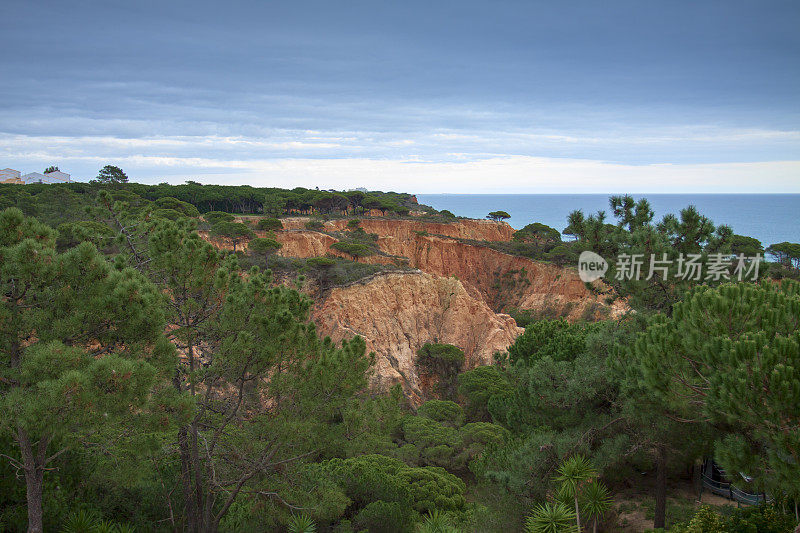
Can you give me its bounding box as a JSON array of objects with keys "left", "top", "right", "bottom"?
[
  {"left": 178, "top": 426, "right": 199, "bottom": 532},
  {"left": 17, "top": 429, "right": 45, "bottom": 533},
  {"left": 654, "top": 443, "right": 667, "bottom": 529}
]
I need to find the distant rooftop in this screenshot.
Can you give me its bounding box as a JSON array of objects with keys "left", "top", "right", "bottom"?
[{"left": 0, "top": 167, "right": 71, "bottom": 184}]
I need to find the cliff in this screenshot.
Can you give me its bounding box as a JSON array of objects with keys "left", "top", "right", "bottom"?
[
  {"left": 271, "top": 224, "right": 622, "bottom": 321},
  {"left": 279, "top": 217, "right": 515, "bottom": 241},
  {"left": 276, "top": 230, "right": 338, "bottom": 258},
  {"left": 200, "top": 216, "right": 626, "bottom": 403},
  {"left": 313, "top": 271, "right": 522, "bottom": 403}
]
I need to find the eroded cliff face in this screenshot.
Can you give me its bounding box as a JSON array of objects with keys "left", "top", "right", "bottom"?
[
  {"left": 376, "top": 233, "right": 623, "bottom": 320},
  {"left": 200, "top": 217, "right": 626, "bottom": 403},
  {"left": 276, "top": 230, "right": 338, "bottom": 258},
  {"left": 313, "top": 271, "right": 522, "bottom": 403},
  {"left": 272, "top": 224, "right": 622, "bottom": 321}
]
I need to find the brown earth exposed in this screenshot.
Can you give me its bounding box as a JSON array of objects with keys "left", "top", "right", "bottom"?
[
  {"left": 201, "top": 216, "right": 626, "bottom": 403},
  {"left": 313, "top": 271, "right": 522, "bottom": 403},
  {"left": 274, "top": 218, "right": 622, "bottom": 320}
]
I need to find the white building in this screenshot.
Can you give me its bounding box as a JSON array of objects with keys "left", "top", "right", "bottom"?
[
  {"left": 42, "top": 170, "right": 71, "bottom": 183},
  {"left": 0, "top": 168, "right": 22, "bottom": 183},
  {"left": 9, "top": 169, "right": 72, "bottom": 184}
]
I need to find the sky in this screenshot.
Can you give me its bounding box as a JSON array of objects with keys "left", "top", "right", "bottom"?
[{"left": 1, "top": 0, "right": 798, "bottom": 192}]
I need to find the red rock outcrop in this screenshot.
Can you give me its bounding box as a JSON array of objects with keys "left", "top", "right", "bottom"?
[
  {"left": 200, "top": 216, "right": 627, "bottom": 403},
  {"left": 269, "top": 224, "right": 623, "bottom": 321},
  {"left": 313, "top": 271, "right": 522, "bottom": 403},
  {"left": 276, "top": 230, "right": 338, "bottom": 258}
]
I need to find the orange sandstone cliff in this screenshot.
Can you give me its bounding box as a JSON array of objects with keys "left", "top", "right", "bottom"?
[
  {"left": 313, "top": 271, "right": 522, "bottom": 403},
  {"left": 202, "top": 216, "right": 626, "bottom": 403}
]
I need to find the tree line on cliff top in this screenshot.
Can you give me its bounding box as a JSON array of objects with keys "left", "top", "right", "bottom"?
[
  {"left": 1, "top": 169, "right": 419, "bottom": 219},
  {"left": 1, "top": 181, "right": 799, "bottom": 531}
]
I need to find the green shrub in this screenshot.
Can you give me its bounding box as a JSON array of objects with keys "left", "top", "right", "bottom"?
[
  {"left": 524, "top": 501, "right": 578, "bottom": 533},
  {"left": 330, "top": 241, "right": 375, "bottom": 259},
  {"left": 256, "top": 217, "right": 283, "bottom": 231},
  {"left": 725, "top": 503, "right": 794, "bottom": 533},
  {"left": 399, "top": 415, "right": 474, "bottom": 471},
  {"left": 305, "top": 218, "right": 325, "bottom": 230},
  {"left": 304, "top": 454, "right": 467, "bottom": 531},
  {"left": 353, "top": 501, "right": 413, "bottom": 533},
  {"left": 456, "top": 366, "right": 513, "bottom": 421},
  {"left": 417, "top": 400, "right": 464, "bottom": 427},
  {"left": 416, "top": 343, "right": 465, "bottom": 398},
  {"left": 459, "top": 422, "right": 507, "bottom": 449},
  {"left": 150, "top": 207, "right": 184, "bottom": 220},
  {"left": 154, "top": 196, "right": 200, "bottom": 217},
  {"left": 203, "top": 210, "right": 235, "bottom": 224},
  {"left": 398, "top": 466, "right": 466, "bottom": 514},
  {"left": 672, "top": 505, "right": 728, "bottom": 533}
]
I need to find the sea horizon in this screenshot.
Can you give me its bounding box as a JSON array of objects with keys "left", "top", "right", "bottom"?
[{"left": 417, "top": 193, "right": 800, "bottom": 247}]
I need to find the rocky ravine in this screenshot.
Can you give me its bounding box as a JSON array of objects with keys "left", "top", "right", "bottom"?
[
  {"left": 204, "top": 217, "right": 626, "bottom": 403},
  {"left": 275, "top": 218, "right": 624, "bottom": 320},
  {"left": 313, "top": 271, "right": 522, "bottom": 404}
]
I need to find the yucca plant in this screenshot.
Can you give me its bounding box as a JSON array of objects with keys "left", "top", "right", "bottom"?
[
  {"left": 287, "top": 512, "right": 317, "bottom": 533},
  {"left": 554, "top": 454, "right": 597, "bottom": 531},
  {"left": 62, "top": 510, "right": 101, "bottom": 533},
  {"left": 524, "top": 502, "right": 579, "bottom": 533},
  {"left": 582, "top": 480, "right": 613, "bottom": 533},
  {"left": 61, "top": 511, "right": 134, "bottom": 533},
  {"left": 417, "top": 509, "right": 460, "bottom": 533},
  {"left": 91, "top": 521, "right": 122, "bottom": 533}
]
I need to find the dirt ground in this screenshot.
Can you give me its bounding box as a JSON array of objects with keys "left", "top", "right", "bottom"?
[{"left": 611, "top": 479, "right": 734, "bottom": 532}]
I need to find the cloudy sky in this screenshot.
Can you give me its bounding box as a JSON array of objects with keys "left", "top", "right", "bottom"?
[{"left": 1, "top": 0, "right": 798, "bottom": 192}]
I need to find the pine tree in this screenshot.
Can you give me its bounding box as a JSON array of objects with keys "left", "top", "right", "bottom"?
[
  {"left": 0, "top": 208, "right": 170, "bottom": 532},
  {"left": 108, "top": 214, "right": 373, "bottom": 531},
  {"left": 629, "top": 281, "right": 800, "bottom": 499}
]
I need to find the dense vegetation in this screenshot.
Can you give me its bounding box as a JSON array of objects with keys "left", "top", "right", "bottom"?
[{"left": 1, "top": 180, "right": 799, "bottom": 532}]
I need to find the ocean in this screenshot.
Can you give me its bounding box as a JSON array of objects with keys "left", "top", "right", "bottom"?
[{"left": 416, "top": 194, "right": 800, "bottom": 247}]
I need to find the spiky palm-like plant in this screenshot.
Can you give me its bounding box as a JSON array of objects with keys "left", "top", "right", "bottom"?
[
  {"left": 417, "top": 510, "right": 460, "bottom": 533},
  {"left": 61, "top": 510, "right": 101, "bottom": 533},
  {"left": 287, "top": 512, "right": 317, "bottom": 533},
  {"left": 524, "top": 502, "right": 579, "bottom": 533},
  {"left": 582, "top": 480, "right": 613, "bottom": 533},
  {"left": 554, "top": 454, "right": 597, "bottom": 531}
]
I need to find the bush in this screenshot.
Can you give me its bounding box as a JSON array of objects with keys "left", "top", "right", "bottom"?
[
  {"left": 330, "top": 241, "right": 375, "bottom": 259},
  {"left": 456, "top": 366, "right": 513, "bottom": 421},
  {"left": 353, "top": 501, "right": 413, "bottom": 533},
  {"left": 304, "top": 454, "right": 467, "bottom": 531},
  {"left": 507, "top": 319, "right": 592, "bottom": 365},
  {"left": 397, "top": 466, "right": 466, "bottom": 514},
  {"left": 204, "top": 211, "right": 235, "bottom": 224},
  {"left": 672, "top": 505, "right": 728, "bottom": 533},
  {"left": 512, "top": 223, "right": 561, "bottom": 247},
  {"left": 725, "top": 503, "right": 795, "bottom": 533},
  {"left": 56, "top": 221, "right": 115, "bottom": 251},
  {"left": 150, "top": 207, "right": 184, "bottom": 221},
  {"left": 401, "top": 416, "right": 462, "bottom": 451},
  {"left": 417, "top": 400, "right": 464, "bottom": 427},
  {"left": 256, "top": 217, "right": 283, "bottom": 231},
  {"left": 459, "top": 422, "right": 507, "bottom": 448},
  {"left": 154, "top": 196, "right": 200, "bottom": 217},
  {"left": 305, "top": 218, "right": 325, "bottom": 231},
  {"left": 507, "top": 308, "right": 536, "bottom": 328},
  {"left": 416, "top": 344, "right": 465, "bottom": 398}
]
